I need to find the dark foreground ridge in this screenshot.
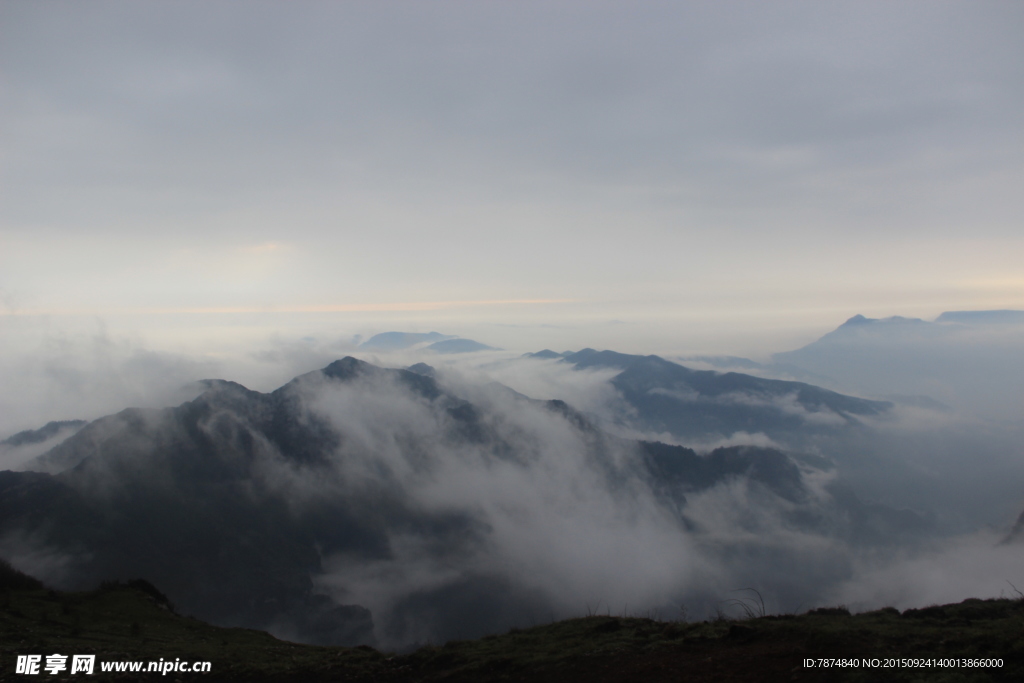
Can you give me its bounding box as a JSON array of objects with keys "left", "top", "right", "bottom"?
[{"left": 1, "top": 566, "right": 1019, "bottom": 682}]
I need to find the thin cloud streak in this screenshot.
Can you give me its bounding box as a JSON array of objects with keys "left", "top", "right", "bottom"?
[{"left": 0, "top": 299, "right": 577, "bottom": 317}]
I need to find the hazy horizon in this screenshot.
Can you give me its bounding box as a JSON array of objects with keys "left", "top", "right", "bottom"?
[{"left": 2, "top": 1, "right": 1022, "bottom": 359}]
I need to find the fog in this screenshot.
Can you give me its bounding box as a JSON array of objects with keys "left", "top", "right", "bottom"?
[
  {"left": 2, "top": 314, "right": 1022, "bottom": 648},
  {"left": 261, "top": 355, "right": 1024, "bottom": 646},
  {"left": 773, "top": 313, "right": 1024, "bottom": 422},
  {"left": 300, "top": 372, "right": 697, "bottom": 644},
  {"left": 824, "top": 531, "right": 1024, "bottom": 613}
]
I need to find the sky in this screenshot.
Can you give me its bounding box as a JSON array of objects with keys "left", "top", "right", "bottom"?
[
  {"left": 1, "top": 2, "right": 1023, "bottom": 635},
  {"left": 2, "top": 0, "right": 1023, "bottom": 359}
]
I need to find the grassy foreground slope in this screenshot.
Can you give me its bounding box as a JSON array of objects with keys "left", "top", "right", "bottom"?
[{"left": 2, "top": 568, "right": 1021, "bottom": 682}]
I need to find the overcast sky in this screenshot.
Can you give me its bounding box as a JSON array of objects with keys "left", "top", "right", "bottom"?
[{"left": 2, "top": 0, "right": 1022, "bottom": 356}]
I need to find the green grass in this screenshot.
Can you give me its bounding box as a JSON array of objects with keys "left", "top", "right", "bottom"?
[
  {"left": 0, "top": 581, "right": 382, "bottom": 681},
  {"left": 2, "top": 575, "right": 1022, "bottom": 682}
]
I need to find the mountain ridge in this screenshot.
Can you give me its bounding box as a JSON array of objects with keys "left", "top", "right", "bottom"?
[
  {"left": 552, "top": 348, "right": 890, "bottom": 441},
  {"left": 0, "top": 356, "right": 934, "bottom": 648}
]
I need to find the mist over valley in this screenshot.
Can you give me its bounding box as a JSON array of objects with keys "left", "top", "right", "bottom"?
[{"left": 2, "top": 313, "right": 1022, "bottom": 650}]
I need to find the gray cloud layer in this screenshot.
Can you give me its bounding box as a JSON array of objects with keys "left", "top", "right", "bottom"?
[
  {"left": 5, "top": 1, "right": 1021, "bottom": 220},
  {"left": 2, "top": 1, "right": 1022, "bottom": 325}
]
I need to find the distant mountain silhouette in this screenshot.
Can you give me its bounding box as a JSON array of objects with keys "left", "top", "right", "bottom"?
[
  {"left": 523, "top": 349, "right": 571, "bottom": 359},
  {"left": 560, "top": 348, "right": 890, "bottom": 440},
  {"left": 359, "top": 331, "right": 497, "bottom": 354},
  {"left": 678, "top": 355, "right": 764, "bottom": 371},
  {"left": 425, "top": 338, "right": 498, "bottom": 353},
  {"left": 771, "top": 311, "right": 1024, "bottom": 419},
  {"left": 936, "top": 310, "right": 1024, "bottom": 325},
  {"left": 359, "top": 331, "right": 454, "bottom": 350}
]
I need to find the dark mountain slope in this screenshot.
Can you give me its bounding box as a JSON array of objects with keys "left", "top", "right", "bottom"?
[
  {"left": 3, "top": 359, "right": 494, "bottom": 644},
  {"left": 2, "top": 358, "right": 621, "bottom": 644},
  {"left": 0, "top": 358, "right": 926, "bottom": 648},
  {"left": 641, "top": 442, "right": 805, "bottom": 503},
  {"left": 1, "top": 420, "right": 87, "bottom": 447}
]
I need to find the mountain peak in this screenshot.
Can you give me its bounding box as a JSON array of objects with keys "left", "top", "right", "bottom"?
[
  {"left": 322, "top": 356, "right": 374, "bottom": 380},
  {"left": 523, "top": 349, "right": 566, "bottom": 360},
  {"left": 406, "top": 362, "right": 436, "bottom": 378},
  {"left": 841, "top": 314, "right": 872, "bottom": 326}
]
